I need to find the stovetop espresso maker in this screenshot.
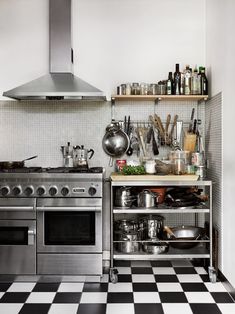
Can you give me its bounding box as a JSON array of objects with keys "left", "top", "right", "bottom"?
[{"left": 73, "top": 145, "right": 94, "bottom": 168}]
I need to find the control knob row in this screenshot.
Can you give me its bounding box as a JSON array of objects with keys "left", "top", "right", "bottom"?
[{"left": 0, "top": 185, "right": 67, "bottom": 196}]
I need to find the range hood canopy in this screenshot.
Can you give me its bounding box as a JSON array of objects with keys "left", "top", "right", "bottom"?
[{"left": 3, "top": 0, "right": 106, "bottom": 101}]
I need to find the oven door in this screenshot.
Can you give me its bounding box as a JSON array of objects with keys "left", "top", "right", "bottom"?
[{"left": 37, "top": 198, "right": 102, "bottom": 253}]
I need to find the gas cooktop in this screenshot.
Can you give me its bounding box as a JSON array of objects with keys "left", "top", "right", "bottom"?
[{"left": 0, "top": 167, "right": 104, "bottom": 174}]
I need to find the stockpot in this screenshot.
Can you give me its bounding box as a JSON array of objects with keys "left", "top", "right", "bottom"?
[
  {"left": 137, "top": 189, "right": 159, "bottom": 208},
  {"left": 117, "top": 231, "right": 140, "bottom": 253},
  {"left": 139, "top": 215, "right": 164, "bottom": 240}
]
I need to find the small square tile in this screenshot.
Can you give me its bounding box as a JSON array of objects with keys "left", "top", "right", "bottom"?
[
  {"left": 205, "top": 282, "right": 227, "bottom": 292},
  {"left": 133, "top": 283, "right": 158, "bottom": 292},
  {"left": 26, "top": 292, "right": 56, "bottom": 303},
  {"left": 134, "top": 303, "right": 164, "bottom": 314},
  {"left": 132, "top": 274, "right": 155, "bottom": 283},
  {"left": 0, "top": 303, "right": 23, "bottom": 314},
  {"left": 53, "top": 292, "right": 81, "bottom": 303},
  {"left": 0, "top": 292, "right": 30, "bottom": 303},
  {"left": 19, "top": 303, "right": 51, "bottom": 314},
  {"left": 133, "top": 292, "right": 160, "bottom": 303},
  {"left": 155, "top": 275, "right": 179, "bottom": 283},
  {"left": 77, "top": 304, "right": 106, "bottom": 314},
  {"left": 153, "top": 267, "right": 176, "bottom": 275},
  {"left": 159, "top": 292, "right": 188, "bottom": 303},
  {"left": 131, "top": 267, "right": 153, "bottom": 274},
  {"left": 157, "top": 283, "right": 183, "bottom": 292},
  {"left": 108, "top": 282, "right": 133, "bottom": 292},
  {"left": 211, "top": 292, "right": 234, "bottom": 303},
  {"left": 80, "top": 292, "right": 107, "bottom": 303},
  {"left": 116, "top": 267, "right": 131, "bottom": 274},
  {"left": 190, "top": 303, "right": 222, "bottom": 314},
  {"left": 195, "top": 267, "right": 208, "bottom": 274},
  {"left": 131, "top": 261, "right": 152, "bottom": 267},
  {"left": 32, "top": 283, "right": 60, "bottom": 292},
  {"left": 171, "top": 260, "right": 193, "bottom": 267},
  {"left": 7, "top": 283, "right": 36, "bottom": 292},
  {"left": 83, "top": 283, "right": 108, "bottom": 292},
  {"left": 0, "top": 283, "right": 12, "bottom": 292},
  {"left": 200, "top": 274, "right": 211, "bottom": 282},
  {"left": 114, "top": 260, "right": 131, "bottom": 267},
  {"left": 0, "top": 292, "right": 4, "bottom": 299},
  {"left": 100, "top": 274, "right": 109, "bottom": 283},
  {"left": 177, "top": 274, "right": 203, "bottom": 283},
  {"left": 107, "top": 292, "right": 133, "bottom": 303},
  {"left": 117, "top": 274, "right": 132, "bottom": 282},
  {"left": 218, "top": 304, "right": 235, "bottom": 314},
  {"left": 106, "top": 303, "right": 134, "bottom": 314},
  {"left": 162, "top": 303, "right": 193, "bottom": 314},
  {"left": 185, "top": 292, "right": 215, "bottom": 303},
  {"left": 58, "top": 283, "right": 84, "bottom": 292},
  {"left": 48, "top": 304, "right": 78, "bottom": 314},
  {"left": 151, "top": 261, "right": 172, "bottom": 267},
  {"left": 174, "top": 267, "right": 197, "bottom": 274},
  {"left": 181, "top": 283, "right": 208, "bottom": 292}
]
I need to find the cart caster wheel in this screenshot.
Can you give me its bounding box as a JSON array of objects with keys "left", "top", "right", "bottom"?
[
  {"left": 208, "top": 266, "right": 217, "bottom": 283},
  {"left": 109, "top": 268, "right": 118, "bottom": 284}
]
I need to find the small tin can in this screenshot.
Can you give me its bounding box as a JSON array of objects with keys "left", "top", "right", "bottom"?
[
  {"left": 116, "top": 159, "right": 127, "bottom": 172},
  {"left": 186, "top": 164, "right": 195, "bottom": 174},
  {"left": 192, "top": 152, "right": 204, "bottom": 166},
  {"left": 196, "top": 165, "right": 206, "bottom": 179}
]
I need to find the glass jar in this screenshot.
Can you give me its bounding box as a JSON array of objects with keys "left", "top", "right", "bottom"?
[
  {"left": 173, "top": 158, "right": 186, "bottom": 175},
  {"left": 131, "top": 83, "right": 140, "bottom": 95},
  {"left": 149, "top": 84, "right": 157, "bottom": 95},
  {"left": 140, "top": 83, "right": 149, "bottom": 95},
  {"left": 144, "top": 160, "right": 156, "bottom": 174},
  {"left": 125, "top": 83, "right": 132, "bottom": 95}
]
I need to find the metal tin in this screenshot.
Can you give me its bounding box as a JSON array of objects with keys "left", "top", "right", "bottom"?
[
  {"left": 192, "top": 152, "right": 204, "bottom": 166},
  {"left": 196, "top": 165, "right": 206, "bottom": 179},
  {"left": 116, "top": 159, "right": 127, "bottom": 172}
]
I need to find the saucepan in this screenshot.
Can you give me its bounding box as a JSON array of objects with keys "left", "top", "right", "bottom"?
[{"left": 0, "top": 155, "right": 38, "bottom": 169}]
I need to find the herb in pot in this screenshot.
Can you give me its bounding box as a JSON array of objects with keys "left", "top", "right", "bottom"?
[{"left": 122, "top": 165, "right": 146, "bottom": 175}]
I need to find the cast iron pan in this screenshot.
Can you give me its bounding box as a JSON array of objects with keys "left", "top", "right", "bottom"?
[{"left": 0, "top": 155, "right": 38, "bottom": 169}]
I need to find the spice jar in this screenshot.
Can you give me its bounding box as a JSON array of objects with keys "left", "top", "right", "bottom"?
[
  {"left": 144, "top": 160, "right": 156, "bottom": 174},
  {"left": 125, "top": 83, "right": 132, "bottom": 95},
  {"left": 173, "top": 158, "right": 186, "bottom": 175},
  {"left": 140, "top": 83, "right": 149, "bottom": 95},
  {"left": 131, "top": 83, "right": 140, "bottom": 95}
]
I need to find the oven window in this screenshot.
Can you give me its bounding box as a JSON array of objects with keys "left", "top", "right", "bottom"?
[
  {"left": 44, "top": 211, "right": 95, "bottom": 245},
  {"left": 0, "top": 227, "right": 28, "bottom": 245}
]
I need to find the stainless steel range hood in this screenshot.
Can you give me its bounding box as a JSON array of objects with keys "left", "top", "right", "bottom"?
[{"left": 3, "top": 0, "right": 106, "bottom": 101}]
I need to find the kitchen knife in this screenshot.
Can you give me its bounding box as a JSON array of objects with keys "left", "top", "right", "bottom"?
[{"left": 188, "top": 108, "right": 195, "bottom": 133}]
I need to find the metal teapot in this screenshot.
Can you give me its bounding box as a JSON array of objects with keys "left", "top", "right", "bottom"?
[{"left": 73, "top": 145, "right": 94, "bottom": 168}]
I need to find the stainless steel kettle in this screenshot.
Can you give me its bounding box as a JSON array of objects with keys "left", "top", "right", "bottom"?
[{"left": 73, "top": 145, "right": 94, "bottom": 167}]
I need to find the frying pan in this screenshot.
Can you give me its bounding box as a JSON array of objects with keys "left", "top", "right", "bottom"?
[{"left": 0, "top": 155, "right": 38, "bottom": 169}]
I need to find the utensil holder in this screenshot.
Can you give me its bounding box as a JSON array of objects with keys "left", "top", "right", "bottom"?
[{"left": 183, "top": 132, "right": 197, "bottom": 152}]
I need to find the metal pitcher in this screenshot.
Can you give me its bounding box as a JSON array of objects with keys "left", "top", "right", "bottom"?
[{"left": 73, "top": 145, "right": 94, "bottom": 167}]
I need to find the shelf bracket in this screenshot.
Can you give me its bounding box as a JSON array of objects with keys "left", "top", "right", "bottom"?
[{"left": 111, "top": 97, "right": 115, "bottom": 120}]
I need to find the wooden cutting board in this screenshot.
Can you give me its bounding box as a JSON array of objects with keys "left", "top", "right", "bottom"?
[{"left": 111, "top": 173, "right": 199, "bottom": 181}]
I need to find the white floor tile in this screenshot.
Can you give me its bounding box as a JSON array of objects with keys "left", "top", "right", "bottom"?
[
  {"left": 157, "top": 283, "right": 183, "bottom": 292},
  {"left": 133, "top": 292, "right": 160, "bottom": 303},
  {"left": 58, "top": 282, "right": 84, "bottom": 292},
  {"left": 162, "top": 303, "right": 193, "bottom": 314},
  {"left": 0, "top": 303, "right": 23, "bottom": 314},
  {"left": 171, "top": 260, "right": 193, "bottom": 267},
  {"left": 132, "top": 274, "right": 155, "bottom": 282},
  {"left": 106, "top": 303, "right": 135, "bottom": 314},
  {"left": 194, "top": 267, "right": 208, "bottom": 275},
  {"left": 80, "top": 292, "right": 107, "bottom": 303},
  {"left": 131, "top": 261, "right": 152, "bottom": 267},
  {"left": 100, "top": 274, "right": 109, "bottom": 283},
  {"left": 205, "top": 282, "right": 228, "bottom": 292},
  {"left": 26, "top": 292, "right": 56, "bottom": 303},
  {"left": 218, "top": 303, "right": 235, "bottom": 314},
  {"left": 153, "top": 267, "right": 176, "bottom": 275},
  {"left": 116, "top": 267, "right": 132, "bottom": 274},
  {"left": 177, "top": 274, "right": 203, "bottom": 283},
  {"left": 48, "top": 304, "right": 78, "bottom": 314},
  {"left": 185, "top": 292, "right": 215, "bottom": 303},
  {"left": 108, "top": 282, "right": 133, "bottom": 292},
  {"left": 7, "top": 282, "right": 36, "bottom": 292},
  {"left": 0, "top": 292, "right": 4, "bottom": 299}
]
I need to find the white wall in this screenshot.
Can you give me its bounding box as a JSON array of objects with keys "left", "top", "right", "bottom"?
[
  {"left": 0, "top": 0, "right": 205, "bottom": 100},
  {"left": 206, "top": 0, "right": 235, "bottom": 287}
]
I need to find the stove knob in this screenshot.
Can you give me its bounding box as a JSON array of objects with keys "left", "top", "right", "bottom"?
[
  {"left": 61, "top": 186, "right": 69, "bottom": 196},
  {"left": 12, "top": 186, "right": 22, "bottom": 196},
  {"left": 24, "top": 186, "right": 34, "bottom": 196},
  {"left": 49, "top": 186, "right": 57, "bottom": 196},
  {"left": 0, "top": 186, "right": 10, "bottom": 196},
  {"left": 37, "top": 186, "right": 46, "bottom": 196},
  {"left": 88, "top": 186, "right": 97, "bottom": 196}
]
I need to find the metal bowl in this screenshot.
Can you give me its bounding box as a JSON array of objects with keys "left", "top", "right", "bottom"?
[
  {"left": 102, "top": 129, "right": 130, "bottom": 157},
  {"left": 142, "top": 241, "right": 169, "bottom": 254},
  {"left": 166, "top": 226, "right": 205, "bottom": 249}
]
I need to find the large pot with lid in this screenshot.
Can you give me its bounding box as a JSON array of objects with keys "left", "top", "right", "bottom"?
[
  {"left": 115, "top": 187, "right": 136, "bottom": 208},
  {"left": 139, "top": 215, "right": 165, "bottom": 240},
  {"left": 116, "top": 231, "right": 140, "bottom": 253},
  {"left": 137, "top": 189, "right": 159, "bottom": 208}
]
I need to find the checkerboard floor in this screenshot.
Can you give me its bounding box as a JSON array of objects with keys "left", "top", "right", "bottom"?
[{"left": 0, "top": 260, "right": 234, "bottom": 314}]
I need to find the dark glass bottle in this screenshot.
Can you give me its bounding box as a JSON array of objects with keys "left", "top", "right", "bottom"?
[
  {"left": 200, "top": 67, "right": 208, "bottom": 95},
  {"left": 166, "top": 72, "right": 174, "bottom": 95},
  {"left": 173, "top": 64, "right": 181, "bottom": 95}
]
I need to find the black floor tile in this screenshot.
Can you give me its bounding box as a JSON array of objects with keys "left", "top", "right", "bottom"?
[
  {"left": 116, "top": 274, "right": 132, "bottom": 282},
  {"left": 151, "top": 261, "right": 172, "bottom": 267},
  {"left": 0, "top": 292, "right": 30, "bottom": 303},
  {"left": 135, "top": 303, "right": 164, "bottom": 314},
  {"left": 0, "top": 282, "right": 12, "bottom": 292},
  {"left": 200, "top": 274, "right": 211, "bottom": 282},
  {"left": 211, "top": 292, "right": 234, "bottom": 303},
  {"left": 174, "top": 267, "right": 197, "bottom": 274},
  {"left": 133, "top": 283, "right": 158, "bottom": 292},
  {"left": 53, "top": 292, "right": 82, "bottom": 303},
  {"left": 32, "top": 282, "right": 60, "bottom": 292},
  {"left": 19, "top": 303, "right": 51, "bottom": 314},
  {"left": 131, "top": 267, "right": 153, "bottom": 274},
  {"left": 155, "top": 275, "right": 179, "bottom": 282},
  {"left": 83, "top": 283, "right": 108, "bottom": 292},
  {"left": 107, "top": 292, "right": 133, "bottom": 303},
  {"left": 181, "top": 283, "right": 208, "bottom": 292},
  {"left": 77, "top": 304, "right": 106, "bottom": 314},
  {"left": 159, "top": 292, "right": 188, "bottom": 303},
  {"left": 114, "top": 260, "right": 131, "bottom": 267},
  {"left": 191, "top": 259, "right": 206, "bottom": 267},
  {"left": 190, "top": 303, "right": 222, "bottom": 314}
]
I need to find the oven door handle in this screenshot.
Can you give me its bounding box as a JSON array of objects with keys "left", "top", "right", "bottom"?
[
  {"left": 28, "top": 228, "right": 36, "bottom": 245},
  {"left": 0, "top": 206, "right": 35, "bottom": 211},
  {"left": 36, "top": 206, "right": 102, "bottom": 212}
]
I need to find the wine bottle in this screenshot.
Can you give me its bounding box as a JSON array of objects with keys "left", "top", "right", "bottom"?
[
  {"left": 166, "top": 72, "right": 173, "bottom": 95},
  {"left": 200, "top": 67, "right": 208, "bottom": 95},
  {"left": 173, "top": 64, "right": 181, "bottom": 95},
  {"left": 184, "top": 65, "right": 192, "bottom": 95}
]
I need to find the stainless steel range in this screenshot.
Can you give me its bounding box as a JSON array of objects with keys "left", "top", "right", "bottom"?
[{"left": 0, "top": 167, "right": 104, "bottom": 277}]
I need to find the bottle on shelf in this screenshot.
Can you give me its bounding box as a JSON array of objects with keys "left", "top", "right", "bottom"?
[
  {"left": 184, "top": 65, "right": 192, "bottom": 95},
  {"left": 191, "top": 66, "right": 200, "bottom": 95},
  {"left": 173, "top": 63, "right": 181, "bottom": 95},
  {"left": 200, "top": 67, "right": 208, "bottom": 95},
  {"left": 166, "top": 72, "right": 174, "bottom": 95}
]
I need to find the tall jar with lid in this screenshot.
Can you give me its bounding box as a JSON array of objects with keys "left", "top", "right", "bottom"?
[{"left": 131, "top": 83, "right": 140, "bottom": 95}]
